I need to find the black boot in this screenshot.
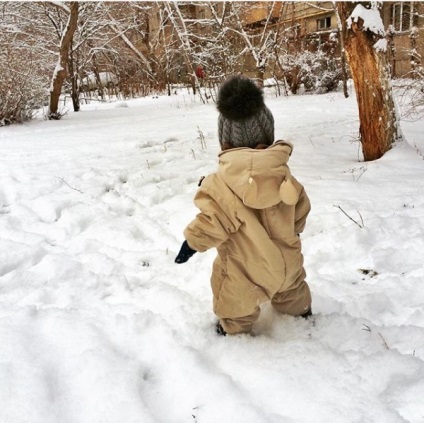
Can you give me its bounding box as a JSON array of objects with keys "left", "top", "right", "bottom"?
[
  {"left": 216, "top": 322, "right": 227, "bottom": 336},
  {"left": 300, "top": 308, "right": 313, "bottom": 319}
]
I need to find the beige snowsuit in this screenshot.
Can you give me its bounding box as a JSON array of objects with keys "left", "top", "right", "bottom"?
[{"left": 184, "top": 141, "right": 311, "bottom": 334}]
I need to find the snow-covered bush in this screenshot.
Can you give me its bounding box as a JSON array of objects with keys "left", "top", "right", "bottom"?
[
  {"left": 395, "top": 75, "right": 424, "bottom": 120},
  {"left": 80, "top": 72, "right": 119, "bottom": 92},
  {"left": 282, "top": 50, "right": 343, "bottom": 95},
  {"left": 393, "top": 26, "right": 424, "bottom": 120},
  {"left": 0, "top": 46, "right": 47, "bottom": 126}
]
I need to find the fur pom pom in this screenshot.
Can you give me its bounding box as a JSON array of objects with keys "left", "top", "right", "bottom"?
[{"left": 217, "top": 75, "right": 265, "bottom": 121}]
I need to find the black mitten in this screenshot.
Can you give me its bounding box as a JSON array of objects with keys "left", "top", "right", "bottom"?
[{"left": 175, "top": 240, "right": 196, "bottom": 264}]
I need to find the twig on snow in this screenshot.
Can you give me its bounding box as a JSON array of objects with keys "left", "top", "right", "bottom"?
[
  {"left": 362, "top": 324, "right": 390, "bottom": 349},
  {"left": 334, "top": 205, "right": 364, "bottom": 228},
  {"left": 378, "top": 332, "right": 390, "bottom": 350},
  {"left": 57, "top": 177, "right": 83, "bottom": 193}
]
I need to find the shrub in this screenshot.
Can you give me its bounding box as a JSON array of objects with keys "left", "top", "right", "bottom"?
[
  {"left": 282, "top": 50, "right": 343, "bottom": 95},
  {"left": 0, "top": 45, "right": 47, "bottom": 126}
]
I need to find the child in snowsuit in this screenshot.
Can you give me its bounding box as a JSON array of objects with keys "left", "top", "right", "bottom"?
[{"left": 175, "top": 75, "right": 312, "bottom": 335}]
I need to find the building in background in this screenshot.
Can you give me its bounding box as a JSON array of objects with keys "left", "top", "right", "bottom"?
[{"left": 98, "top": 2, "right": 424, "bottom": 90}]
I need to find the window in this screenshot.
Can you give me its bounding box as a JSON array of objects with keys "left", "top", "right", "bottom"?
[
  {"left": 391, "top": 2, "right": 417, "bottom": 32},
  {"left": 317, "top": 16, "right": 331, "bottom": 31}
]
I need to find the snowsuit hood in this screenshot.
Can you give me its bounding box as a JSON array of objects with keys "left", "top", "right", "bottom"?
[{"left": 218, "top": 141, "right": 299, "bottom": 209}]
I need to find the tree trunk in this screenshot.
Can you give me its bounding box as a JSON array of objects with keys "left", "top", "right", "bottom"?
[
  {"left": 68, "top": 36, "right": 80, "bottom": 112},
  {"left": 49, "top": 2, "right": 79, "bottom": 119},
  {"left": 256, "top": 62, "right": 265, "bottom": 88},
  {"left": 91, "top": 47, "right": 105, "bottom": 101},
  {"left": 338, "top": 2, "right": 399, "bottom": 161},
  {"left": 387, "top": 27, "right": 396, "bottom": 78},
  {"left": 339, "top": 40, "right": 350, "bottom": 99},
  {"left": 332, "top": 3, "right": 349, "bottom": 98},
  {"left": 410, "top": 27, "right": 420, "bottom": 78}
]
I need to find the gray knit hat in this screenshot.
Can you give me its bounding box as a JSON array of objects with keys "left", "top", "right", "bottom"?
[{"left": 217, "top": 75, "right": 274, "bottom": 149}]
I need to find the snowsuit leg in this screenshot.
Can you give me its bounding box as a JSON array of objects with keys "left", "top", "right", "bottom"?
[
  {"left": 271, "top": 265, "right": 311, "bottom": 316},
  {"left": 211, "top": 254, "right": 269, "bottom": 335},
  {"left": 219, "top": 307, "right": 260, "bottom": 335}
]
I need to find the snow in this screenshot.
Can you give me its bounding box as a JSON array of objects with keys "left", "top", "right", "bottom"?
[
  {"left": 374, "top": 38, "right": 388, "bottom": 53},
  {"left": 1, "top": 88, "right": 424, "bottom": 423},
  {"left": 347, "top": 4, "right": 386, "bottom": 37},
  {"left": 50, "top": 62, "right": 65, "bottom": 92},
  {"left": 48, "top": 1, "right": 71, "bottom": 14},
  {"left": 82, "top": 72, "right": 119, "bottom": 90}
]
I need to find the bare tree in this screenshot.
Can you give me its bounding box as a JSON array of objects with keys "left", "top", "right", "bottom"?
[
  {"left": 226, "top": 1, "right": 280, "bottom": 86},
  {"left": 338, "top": 2, "right": 399, "bottom": 161},
  {"left": 155, "top": 2, "right": 248, "bottom": 97},
  {"left": 159, "top": 1, "right": 205, "bottom": 96},
  {"left": 48, "top": 1, "right": 79, "bottom": 119},
  {"left": 104, "top": 4, "right": 153, "bottom": 75},
  {"left": 332, "top": 2, "right": 349, "bottom": 98}
]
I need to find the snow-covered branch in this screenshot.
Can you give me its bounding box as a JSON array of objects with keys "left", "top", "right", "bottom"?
[
  {"left": 106, "top": 16, "right": 153, "bottom": 74},
  {"left": 47, "top": 1, "right": 70, "bottom": 14}
]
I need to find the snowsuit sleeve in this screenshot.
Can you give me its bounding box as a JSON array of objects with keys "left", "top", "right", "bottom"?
[
  {"left": 184, "top": 176, "right": 241, "bottom": 253},
  {"left": 292, "top": 177, "right": 311, "bottom": 235}
]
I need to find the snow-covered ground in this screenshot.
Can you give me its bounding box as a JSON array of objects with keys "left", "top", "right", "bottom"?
[{"left": 1, "top": 87, "right": 424, "bottom": 423}]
